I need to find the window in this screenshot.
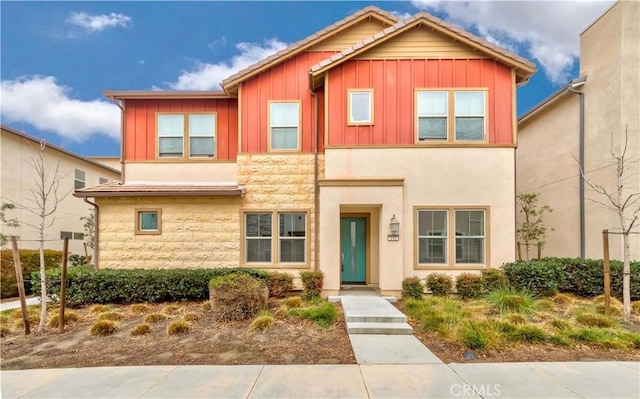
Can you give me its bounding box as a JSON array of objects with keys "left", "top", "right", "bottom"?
[
  {"left": 417, "top": 210, "right": 448, "bottom": 264},
  {"left": 157, "top": 113, "right": 216, "bottom": 158},
  {"left": 417, "top": 91, "right": 448, "bottom": 141},
  {"left": 245, "top": 213, "right": 272, "bottom": 263},
  {"left": 416, "top": 207, "right": 487, "bottom": 266},
  {"left": 135, "top": 209, "right": 161, "bottom": 235},
  {"left": 348, "top": 90, "right": 373, "bottom": 125},
  {"left": 244, "top": 211, "right": 308, "bottom": 265},
  {"left": 269, "top": 102, "right": 300, "bottom": 151},
  {"left": 279, "top": 213, "right": 306, "bottom": 263},
  {"left": 60, "top": 231, "right": 72, "bottom": 239},
  {"left": 74, "top": 169, "right": 85, "bottom": 189},
  {"left": 455, "top": 92, "right": 485, "bottom": 141},
  {"left": 73, "top": 232, "right": 84, "bottom": 240},
  {"left": 416, "top": 90, "right": 487, "bottom": 143},
  {"left": 99, "top": 177, "right": 108, "bottom": 184}
]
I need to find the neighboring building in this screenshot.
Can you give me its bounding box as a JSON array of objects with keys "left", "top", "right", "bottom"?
[
  {"left": 75, "top": 6, "right": 535, "bottom": 296},
  {"left": 517, "top": 1, "right": 639, "bottom": 261},
  {"left": 88, "top": 156, "right": 121, "bottom": 173},
  {"left": 0, "top": 124, "right": 121, "bottom": 255}
]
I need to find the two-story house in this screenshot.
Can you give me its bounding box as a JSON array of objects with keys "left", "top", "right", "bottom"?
[{"left": 75, "top": 6, "right": 535, "bottom": 297}]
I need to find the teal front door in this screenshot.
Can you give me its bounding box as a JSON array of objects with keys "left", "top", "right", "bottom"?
[{"left": 341, "top": 217, "right": 366, "bottom": 284}]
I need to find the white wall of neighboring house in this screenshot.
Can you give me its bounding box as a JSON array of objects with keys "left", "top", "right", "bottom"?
[{"left": 1, "top": 126, "right": 121, "bottom": 255}]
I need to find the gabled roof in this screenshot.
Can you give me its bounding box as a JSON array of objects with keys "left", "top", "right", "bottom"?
[
  {"left": 103, "top": 90, "right": 232, "bottom": 100},
  {"left": 1, "top": 124, "right": 121, "bottom": 175},
  {"left": 309, "top": 11, "right": 536, "bottom": 88},
  {"left": 518, "top": 76, "right": 586, "bottom": 125},
  {"left": 220, "top": 6, "right": 398, "bottom": 94},
  {"left": 74, "top": 181, "right": 245, "bottom": 198}
]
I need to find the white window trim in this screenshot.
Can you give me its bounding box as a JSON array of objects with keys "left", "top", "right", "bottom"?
[
  {"left": 454, "top": 91, "right": 487, "bottom": 142},
  {"left": 416, "top": 91, "right": 448, "bottom": 142},
  {"left": 348, "top": 89, "right": 374, "bottom": 126},
  {"left": 243, "top": 210, "right": 309, "bottom": 267},
  {"left": 278, "top": 212, "right": 307, "bottom": 264},
  {"left": 156, "top": 112, "right": 217, "bottom": 159},
  {"left": 74, "top": 169, "right": 86, "bottom": 190},
  {"left": 268, "top": 101, "right": 301, "bottom": 152}
]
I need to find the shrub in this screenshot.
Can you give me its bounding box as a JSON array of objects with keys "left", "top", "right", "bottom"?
[
  {"left": 487, "top": 289, "right": 535, "bottom": 314},
  {"left": 550, "top": 318, "right": 571, "bottom": 331},
  {"left": 575, "top": 313, "right": 615, "bottom": 328},
  {"left": 1, "top": 249, "right": 63, "bottom": 298},
  {"left": 283, "top": 296, "right": 303, "bottom": 308},
  {"left": 632, "top": 301, "right": 640, "bottom": 314},
  {"left": 144, "top": 313, "right": 167, "bottom": 323},
  {"left": 460, "top": 320, "right": 501, "bottom": 350},
  {"left": 131, "top": 323, "right": 151, "bottom": 336},
  {"left": 89, "top": 320, "right": 117, "bottom": 336},
  {"left": 268, "top": 272, "right": 294, "bottom": 299},
  {"left": 68, "top": 254, "right": 91, "bottom": 267},
  {"left": 299, "top": 271, "right": 324, "bottom": 300},
  {"left": 250, "top": 311, "right": 275, "bottom": 332},
  {"left": 201, "top": 302, "right": 212, "bottom": 311},
  {"left": 129, "top": 304, "right": 150, "bottom": 314},
  {"left": 0, "top": 325, "right": 10, "bottom": 337},
  {"left": 535, "top": 299, "right": 555, "bottom": 311},
  {"left": 167, "top": 319, "right": 190, "bottom": 335},
  {"left": 505, "top": 313, "right": 527, "bottom": 325},
  {"left": 425, "top": 274, "right": 453, "bottom": 297},
  {"left": 31, "top": 267, "right": 270, "bottom": 306},
  {"left": 161, "top": 304, "right": 182, "bottom": 315},
  {"left": 98, "top": 312, "right": 122, "bottom": 321},
  {"left": 402, "top": 276, "right": 424, "bottom": 300},
  {"left": 47, "top": 311, "right": 79, "bottom": 329},
  {"left": 502, "top": 259, "right": 563, "bottom": 296},
  {"left": 287, "top": 301, "right": 337, "bottom": 328},
  {"left": 568, "top": 328, "right": 638, "bottom": 349},
  {"left": 183, "top": 312, "right": 200, "bottom": 322},
  {"left": 209, "top": 273, "right": 268, "bottom": 321},
  {"left": 510, "top": 325, "right": 547, "bottom": 343},
  {"left": 455, "top": 273, "right": 484, "bottom": 299},
  {"left": 552, "top": 293, "right": 574, "bottom": 306},
  {"left": 481, "top": 268, "right": 509, "bottom": 292},
  {"left": 90, "top": 304, "right": 109, "bottom": 314}
]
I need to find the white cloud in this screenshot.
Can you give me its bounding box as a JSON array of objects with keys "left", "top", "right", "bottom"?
[
  {"left": 1, "top": 76, "right": 120, "bottom": 141},
  {"left": 411, "top": 0, "right": 615, "bottom": 83},
  {"left": 391, "top": 11, "right": 412, "bottom": 20},
  {"left": 67, "top": 12, "right": 131, "bottom": 32},
  {"left": 166, "top": 39, "right": 288, "bottom": 90}
]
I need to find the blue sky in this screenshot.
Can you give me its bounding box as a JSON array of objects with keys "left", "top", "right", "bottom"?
[{"left": 1, "top": 1, "right": 615, "bottom": 157}]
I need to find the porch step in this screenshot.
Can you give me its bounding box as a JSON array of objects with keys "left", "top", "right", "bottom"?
[
  {"left": 345, "top": 314, "right": 407, "bottom": 323},
  {"left": 346, "top": 321, "right": 413, "bottom": 335}
]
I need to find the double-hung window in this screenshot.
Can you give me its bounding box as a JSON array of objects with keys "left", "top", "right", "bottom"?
[
  {"left": 269, "top": 102, "right": 300, "bottom": 151},
  {"left": 157, "top": 113, "right": 216, "bottom": 158},
  {"left": 245, "top": 212, "right": 307, "bottom": 265},
  {"left": 348, "top": 89, "right": 373, "bottom": 125},
  {"left": 74, "top": 169, "right": 86, "bottom": 189},
  {"left": 416, "top": 90, "right": 486, "bottom": 143},
  {"left": 416, "top": 208, "right": 486, "bottom": 266}
]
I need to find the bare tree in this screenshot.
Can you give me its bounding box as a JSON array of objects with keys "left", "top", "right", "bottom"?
[
  {"left": 517, "top": 193, "right": 553, "bottom": 260},
  {"left": 580, "top": 127, "right": 639, "bottom": 321},
  {"left": 20, "top": 141, "right": 70, "bottom": 332}
]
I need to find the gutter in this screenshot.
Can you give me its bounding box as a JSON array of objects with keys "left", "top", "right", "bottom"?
[
  {"left": 567, "top": 76, "right": 587, "bottom": 259},
  {"left": 309, "top": 87, "right": 320, "bottom": 272},
  {"left": 82, "top": 197, "right": 100, "bottom": 271},
  {"left": 106, "top": 96, "right": 126, "bottom": 184}
]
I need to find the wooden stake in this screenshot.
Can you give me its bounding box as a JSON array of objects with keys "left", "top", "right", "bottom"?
[
  {"left": 59, "top": 237, "right": 69, "bottom": 333},
  {"left": 11, "top": 236, "right": 30, "bottom": 335},
  {"left": 83, "top": 242, "right": 89, "bottom": 260},
  {"left": 517, "top": 242, "right": 522, "bottom": 261},
  {"left": 602, "top": 229, "right": 611, "bottom": 316},
  {"left": 537, "top": 242, "right": 542, "bottom": 260}
]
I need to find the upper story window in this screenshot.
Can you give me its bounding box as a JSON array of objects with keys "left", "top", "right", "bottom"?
[
  {"left": 74, "top": 169, "right": 85, "bottom": 189},
  {"left": 269, "top": 102, "right": 300, "bottom": 151},
  {"left": 99, "top": 177, "right": 108, "bottom": 184},
  {"left": 157, "top": 113, "right": 216, "bottom": 159},
  {"left": 416, "top": 90, "right": 487, "bottom": 143},
  {"left": 348, "top": 89, "right": 373, "bottom": 125}
]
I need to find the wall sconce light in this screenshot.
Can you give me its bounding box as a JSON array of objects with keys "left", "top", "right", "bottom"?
[{"left": 390, "top": 214, "right": 400, "bottom": 234}]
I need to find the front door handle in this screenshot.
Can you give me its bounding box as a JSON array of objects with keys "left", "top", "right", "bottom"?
[{"left": 341, "top": 253, "right": 344, "bottom": 271}]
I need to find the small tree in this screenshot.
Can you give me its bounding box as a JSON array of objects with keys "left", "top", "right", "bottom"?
[
  {"left": 0, "top": 203, "right": 20, "bottom": 248},
  {"left": 580, "top": 127, "right": 638, "bottom": 321},
  {"left": 81, "top": 208, "right": 95, "bottom": 249},
  {"left": 517, "top": 192, "right": 553, "bottom": 260}
]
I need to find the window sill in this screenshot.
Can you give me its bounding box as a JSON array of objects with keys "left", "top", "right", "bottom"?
[{"left": 414, "top": 264, "right": 487, "bottom": 270}]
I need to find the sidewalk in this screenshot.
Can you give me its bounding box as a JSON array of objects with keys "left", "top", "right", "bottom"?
[{"left": 2, "top": 362, "right": 638, "bottom": 398}]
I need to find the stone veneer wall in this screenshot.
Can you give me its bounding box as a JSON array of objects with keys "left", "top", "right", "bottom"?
[{"left": 97, "top": 153, "right": 324, "bottom": 270}]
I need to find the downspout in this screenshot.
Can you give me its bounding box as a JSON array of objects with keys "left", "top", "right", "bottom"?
[
  {"left": 567, "top": 77, "right": 586, "bottom": 259},
  {"left": 82, "top": 197, "right": 100, "bottom": 270},
  {"left": 309, "top": 87, "right": 320, "bottom": 272},
  {"left": 107, "top": 96, "right": 126, "bottom": 184}
]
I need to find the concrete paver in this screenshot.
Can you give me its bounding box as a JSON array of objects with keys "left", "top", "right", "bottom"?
[
  {"left": 530, "top": 361, "right": 640, "bottom": 399},
  {"left": 449, "top": 363, "right": 582, "bottom": 398},
  {"left": 359, "top": 364, "right": 467, "bottom": 398},
  {"left": 248, "top": 365, "right": 368, "bottom": 399},
  {"left": 340, "top": 296, "right": 406, "bottom": 323},
  {"left": 0, "top": 368, "right": 78, "bottom": 399},
  {"left": 349, "top": 334, "right": 442, "bottom": 364},
  {"left": 141, "top": 365, "right": 263, "bottom": 399}
]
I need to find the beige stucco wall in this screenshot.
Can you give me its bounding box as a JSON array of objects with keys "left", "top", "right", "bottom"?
[
  {"left": 321, "top": 147, "right": 516, "bottom": 295},
  {"left": 517, "top": 1, "right": 639, "bottom": 261},
  {"left": 88, "top": 157, "right": 121, "bottom": 173},
  {"left": 0, "top": 128, "right": 120, "bottom": 254},
  {"left": 124, "top": 162, "right": 238, "bottom": 183}
]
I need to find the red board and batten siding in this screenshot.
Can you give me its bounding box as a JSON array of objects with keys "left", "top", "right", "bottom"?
[
  {"left": 327, "top": 58, "right": 514, "bottom": 146},
  {"left": 241, "top": 51, "right": 334, "bottom": 153},
  {"left": 123, "top": 99, "right": 238, "bottom": 161}
]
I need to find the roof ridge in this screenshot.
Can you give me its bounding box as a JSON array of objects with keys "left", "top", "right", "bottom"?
[{"left": 221, "top": 6, "right": 399, "bottom": 90}]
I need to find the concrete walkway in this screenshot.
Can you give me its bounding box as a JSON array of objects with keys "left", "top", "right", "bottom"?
[
  {"left": 2, "top": 362, "right": 638, "bottom": 398},
  {"left": 0, "top": 297, "right": 41, "bottom": 312}
]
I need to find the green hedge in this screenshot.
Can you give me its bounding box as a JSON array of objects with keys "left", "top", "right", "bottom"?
[
  {"left": 502, "top": 257, "right": 640, "bottom": 300},
  {"left": 1, "top": 249, "right": 63, "bottom": 298},
  {"left": 31, "top": 267, "right": 270, "bottom": 306}
]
